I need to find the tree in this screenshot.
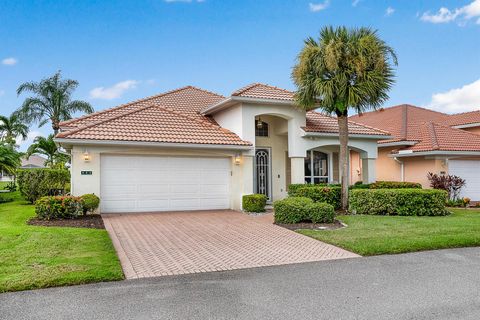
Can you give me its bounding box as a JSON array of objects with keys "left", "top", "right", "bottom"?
[
  {"left": 26, "top": 134, "right": 69, "bottom": 168},
  {"left": 0, "top": 113, "right": 29, "bottom": 146},
  {"left": 0, "top": 143, "right": 21, "bottom": 175},
  {"left": 16, "top": 71, "right": 94, "bottom": 135},
  {"left": 292, "top": 26, "right": 397, "bottom": 210}
]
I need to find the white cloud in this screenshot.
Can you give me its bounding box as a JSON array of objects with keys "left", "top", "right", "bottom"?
[
  {"left": 352, "top": 0, "right": 361, "bottom": 7},
  {"left": 16, "top": 131, "right": 44, "bottom": 151},
  {"left": 309, "top": 0, "right": 330, "bottom": 12},
  {"left": 427, "top": 79, "right": 480, "bottom": 113},
  {"left": 89, "top": 80, "right": 138, "bottom": 100},
  {"left": 421, "top": 0, "right": 480, "bottom": 25},
  {"left": 2, "top": 57, "right": 17, "bottom": 66},
  {"left": 385, "top": 7, "right": 395, "bottom": 17}
]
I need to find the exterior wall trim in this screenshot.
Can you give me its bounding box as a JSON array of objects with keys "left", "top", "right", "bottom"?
[{"left": 390, "top": 151, "right": 480, "bottom": 158}]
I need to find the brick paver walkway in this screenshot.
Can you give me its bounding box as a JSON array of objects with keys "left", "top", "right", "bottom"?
[{"left": 103, "top": 210, "right": 359, "bottom": 279}]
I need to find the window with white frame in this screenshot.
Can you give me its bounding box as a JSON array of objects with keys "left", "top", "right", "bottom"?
[{"left": 305, "top": 150, "right": 329, "bottom": 184}]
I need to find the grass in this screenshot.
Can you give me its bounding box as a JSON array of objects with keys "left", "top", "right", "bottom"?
[
  {"left": 298, "top": 208, "right": 480, "bottom": 256},
  {"left": 0, "top": 191, "right": 124, "bottom": 292}
]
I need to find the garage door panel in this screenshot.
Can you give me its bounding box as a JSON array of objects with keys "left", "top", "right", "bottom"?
[
  {"left": 449, "top": 160, "right": 480, "bottom": 200},
  {"left": 101, "top": 155, "right": 231, "bottom": 213}
]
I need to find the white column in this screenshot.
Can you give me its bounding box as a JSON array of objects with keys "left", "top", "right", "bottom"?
[
  {"left": 242, "top": 155, "right": 254, "bottom": 195},
  {"left": 290, "top": 157, "right": 305, "bottom": 184},
  {"left": 362, "top": 158, "right": 376, "bottom": 184}
]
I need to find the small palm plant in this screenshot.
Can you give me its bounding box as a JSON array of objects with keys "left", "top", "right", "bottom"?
[
  {"left": 0, "top": 113, "right": 29, "bottom": 146},
  {"left": 16, "top": 71, "right": 94, "bottom": 135},
  {"left": 26, "top": 134, "right": 69, "bottom": 168},
  {"left": 292, "top": 26, "right": 397, "bottom": 210}
]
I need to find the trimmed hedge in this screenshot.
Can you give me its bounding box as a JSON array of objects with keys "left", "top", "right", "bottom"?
[
  {"left": 35, "top": 196, "right": 83, "bottom": 220},
  {"left": 81, "top": 194, "right": 100, "bottom": 215},
  {"left": 288, "top": 184, "right": 341, "bottom": 209},
  {"left": 351, "top": 181, "right": 422, "bottom": 190},
  {"left": 17, "top": 169, "right": 70, "bottom": 203},
  {"left": 274, "top": 197, "right": 335, "bottom": 224},
  {"left": 274, "top": 197, "right": 313, "bottom": 223},
  {"left": 349, "top": 189, "right": 448, "bottom": 216},
  {"left": 242, "top": 194, "right": 267, "bottom": 213}
]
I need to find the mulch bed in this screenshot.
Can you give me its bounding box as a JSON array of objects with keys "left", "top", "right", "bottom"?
[
  {"left": 27, "top": 214, "right": 105, "bottom": 229},
  {"left": 275, "top": 219, "right": 346, "bottom": 231}
]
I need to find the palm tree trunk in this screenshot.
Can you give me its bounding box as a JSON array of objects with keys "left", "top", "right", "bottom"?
[
  {"left": 52, "top": 120, "right": 59, "bottom": 136},
  {"left": 337, "top": 115, "right": 349, "bottom": 211}
]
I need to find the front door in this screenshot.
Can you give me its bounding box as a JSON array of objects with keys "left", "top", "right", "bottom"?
[{"left": 255, "top": 148, "right": 271, "bottom": 201}]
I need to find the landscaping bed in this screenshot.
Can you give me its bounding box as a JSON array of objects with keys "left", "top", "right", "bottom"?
[
  {"left": 28, "top": 214, "right": 105, "bottom": 229},
  {"left": 276, "top": 219, "right": 345, "bottom": 231}
]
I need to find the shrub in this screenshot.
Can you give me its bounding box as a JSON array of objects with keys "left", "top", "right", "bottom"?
[
  {"left": 35, "top": 196, "right": 83, "bottom": 220},
  {"left": 369, "top": 181, "right": 422, "bottom": 189},
  {"left": 17, "top": 169, "right": 70, "bottom": 203},
  {"left": 3, "top": 181, "right": 16, "bottom": 192},
  {"left": 427, "top": 172, "right": 466, "bottom": 200},
  {"left": 81, "top": 194, "right": 100, "bottom": 215},
  {"left": 446, "top": 197, "right": 470, "bottom": 208},
  {"left": 289, "top": 185, "right": 341, "bottom": 209},
  {"left": 308, "top": 202, "right": 335, "bottom": 223},
  {"left": 242, "top": 194, "right": 267, "bottom": 212},
  {"left": 274, "top": 197, "right": 313, "bottom": 223},
  {"left": 349, "top": 189, "right": 449, "bottom": 216}
]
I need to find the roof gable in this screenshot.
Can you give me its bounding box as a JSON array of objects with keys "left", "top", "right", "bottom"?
[{"left": 231, "top": 83, "right": 295, "bottom": 101}]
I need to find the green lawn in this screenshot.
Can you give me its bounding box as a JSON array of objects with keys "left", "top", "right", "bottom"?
[
  {"left": 0, "top": 191, "right": 124, "bottom": 292},
  {"left": 298, "top": 208, "right": 480, "bottom": 256}
]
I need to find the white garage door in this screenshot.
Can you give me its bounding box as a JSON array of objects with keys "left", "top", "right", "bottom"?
[
  {"left": 449, "top": 160, "right": 480, "bottom": 200},
  {"left": 100, "top": 155, "right": 231, "bottom": 213}
]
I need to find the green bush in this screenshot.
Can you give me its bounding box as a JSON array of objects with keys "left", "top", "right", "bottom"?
[
  {"left": 35, "top": 196, "right": 84, "bottom": 220},
  {"left": 81, "top": 194, "right": 100, "bottom": 215},
  {"left": 242, "top": 194, "right": 267, "bottom": 212},
  {"left": 369, "top": 181, "right": 422, "bottom": 189},
  {"left": 288, "top": 185, "right": 341, "bottom": 209},
  {"left": 349, "top": 189, "right": 448, "bottom": 216},
  {"left": 17, "top": 169, "right": 70, "bottom": 203},
  {"left": 308, "top": 202, "right": 335, "bottom": 223},
  {"left": 274, "top": 197, "right": 313, "bottom": 223}
]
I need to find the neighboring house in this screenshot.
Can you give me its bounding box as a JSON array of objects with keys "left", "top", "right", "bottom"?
[
  {"left": 0, "top": 154, "right": 46, "bottom": 181},
  {"left": 350, "top": 104, "right": 480, "bottom": 200},
  {"left": 55, "top": 84, "right": 388, "bottom": 213}
]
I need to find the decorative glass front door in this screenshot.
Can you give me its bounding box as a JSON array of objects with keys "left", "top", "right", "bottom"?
[{"left": 255, "top": 148, "right": 271, "bottom": 201}]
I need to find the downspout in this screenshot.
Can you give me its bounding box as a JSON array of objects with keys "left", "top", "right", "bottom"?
[{"left": 393, "top": 157, "right": 404, "bottom": 182}]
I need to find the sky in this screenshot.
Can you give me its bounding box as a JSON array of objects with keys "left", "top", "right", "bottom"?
[{"left": 1, "top": 0, "right": 480, "bottom": 149}]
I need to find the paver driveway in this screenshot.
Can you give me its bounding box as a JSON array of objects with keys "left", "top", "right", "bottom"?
[{"left": 103, "top": 210, "right": 359, "bottom": 279}]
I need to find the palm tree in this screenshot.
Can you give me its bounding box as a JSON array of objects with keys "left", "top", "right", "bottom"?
[
  {"left": 292, "top": 26, "right": 397, "bottom": 210},
  {"left": 16, "top": 71, "right": 94, "bottom": 135},
  {"left": 26, "top": 134, "right": 69, "bottom": 168},
  {"left": 0, "top": 143, "right": 21, "bottom": 175},
  {"left": 0, "top": 113, "right": 29, "bottom": 146}
]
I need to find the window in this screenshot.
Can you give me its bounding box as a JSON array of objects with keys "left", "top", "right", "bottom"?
[
  {"left": 305, "top": 151, "right": 329, "bottom": 184},
  {"left": 255, "top": 120, "right": 269, "bottom": 137}
]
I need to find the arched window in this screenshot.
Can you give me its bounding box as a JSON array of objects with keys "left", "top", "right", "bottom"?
[{"left": 305, "top": 151, "right": 329, "bottom": 184}]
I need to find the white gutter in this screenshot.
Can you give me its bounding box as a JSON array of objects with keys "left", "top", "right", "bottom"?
[
  {"left": 452, "top": 123, "right": 480, "bottom": 129},
  {"left": 393, "top": 157, "right": 404, "bottom": 182},
  {"left": 54, "top": 138, "right": 253, "bottom": 151},
  {"left": 389, "top": 150, "right": 480, "bottom": 158},
  {"left": 201, "top": 96, "right": 295, "bottom": 115},
  {"left": 378, "top": 141, "right": 417, "bottom": 147}
]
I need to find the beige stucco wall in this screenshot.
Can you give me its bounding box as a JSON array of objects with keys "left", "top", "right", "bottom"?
[
  {"left": 349, "top": 151, "right": 362, "bottom": 184},
  {"left": 254, "top": 115, "right": 289, "bottom": 201},
  {"left": 462, "top": 126, "right": 480, "bottom": 135},
  {"left": 70, "top": 144, "right": 251, "bottom": 211},
  {"left": 376, "top": 147, "right": 403, "bottom": 181}
]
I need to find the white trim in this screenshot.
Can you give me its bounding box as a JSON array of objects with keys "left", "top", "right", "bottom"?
[
  {"left": 202, "top": 96, "right": 295, "bottom": 115},
  {"left": 302, "top": 131, "right": 391, "bottom": 140},
  {"left": 453, "top": 123, "right": 480, "bottom": 129},
  {"left": 54, "top": 138, "right": 253, "bottom": 151},
  {"left": 378, "top": 141, "right": 417, "bottom": 147},
  {"left": 393, "top": 157, "right": 404, "bottom": 182},
  {"left": 390, "top": 150, "right": 480, "bottom": 158}
]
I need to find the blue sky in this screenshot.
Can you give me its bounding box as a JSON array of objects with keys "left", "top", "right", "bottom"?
[{"left": 1, "top": 0, "right": 480, "bottom": 149}]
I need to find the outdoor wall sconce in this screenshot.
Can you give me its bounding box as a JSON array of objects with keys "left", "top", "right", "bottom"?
[
  {"left": 234, "top": 154, "right": 241, "bottom": 165},
  {"left": 83, "top": 150, "right": 91, "bottom": 162}
]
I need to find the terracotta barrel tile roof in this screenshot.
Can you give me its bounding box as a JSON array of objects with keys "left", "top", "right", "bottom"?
[
  {"left": 231, "top": 83, "right": 295, "bottom": 101},
  {"left": 305, "top": 111, "right": 390, "bottom": 136}
]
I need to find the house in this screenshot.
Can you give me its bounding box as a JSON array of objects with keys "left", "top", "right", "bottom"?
[
  {"left": 350, "top": 104, "right": 480, "bottom": 200},
  {"left": 0, "top": 154, "right": 46, "bottom": 181},
  {"left": 55, "top": 84, "right": 389, "bottom": 213}
]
